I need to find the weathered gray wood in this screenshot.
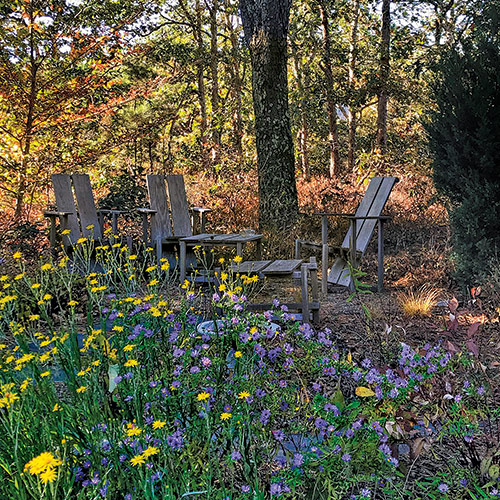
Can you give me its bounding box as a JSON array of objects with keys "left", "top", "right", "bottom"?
[
  {"left": 342, "top": 177, "right": 396, "bottom": 254},
  {"left": 72, "top": 174, "right": 102, "bottom": 239},
  {"left": 231, "top": 260, "right": 272, "bottom": 274},
  {"left": 51, "top": 174, "right": 81, "bottom": 246},
  {"left": 146, "top": 175, "right": 173, "bottom": 242},
  {"left": 328, "top": 257, "right": 352, "bottom": 288},
  {"left": 301, "top": 263, "right": 310, "bottom": 323},
  {"left": 377, "top": 218, "right": 385, "bottom": 292},
  {"left": 262, "top": 259, "right": 302, "bottom": 275},
  {"left": 166, "top": 175, "right": 192, "bottom": 237},
  {"left": 309, "top": 257, "right": 320, "bottom": 323}
]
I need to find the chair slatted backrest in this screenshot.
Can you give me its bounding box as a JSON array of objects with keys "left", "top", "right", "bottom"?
[
  {"left": 146, "top": 174, "right": 173, "bottom": 241},
  {"left": 51, "top": 174, "right": 81, "bottom": 245},
  {"left": 166, "top": 174, "right": 192, "bottom": 237},
  {"left": 341, "top": 177, "right": 397, "bottom": 255},
  {"left": 71, "top": 174, "right": 102, "bottom": 239}
]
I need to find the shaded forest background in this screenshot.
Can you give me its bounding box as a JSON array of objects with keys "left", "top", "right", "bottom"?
[{"left": 0, "top": 0, "right": 494, "bottom": 286}]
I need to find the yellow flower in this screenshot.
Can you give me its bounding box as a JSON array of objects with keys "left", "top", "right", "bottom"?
[
  {"left": 197, "top": 392, "right": 210, "bottom": 402},
  {"left": 24, "top": 452, "right": 62, "bottom": 475},
  {"left": 40, "top": 466, "right": 57, "bottom": 484},
  {"left": 218, "top": 257, "right": 225, "bottom": 264},
  {"left": 219, "top": 284, "right": 226, "bottom": 292},
  {"left": 220, "top": 412, "right": 232, "bottom": 421},
  {"left": 91, "top": 360, "right": 100, "bottom": 367},
  {"left": 128, "top": 254, "right": 137, "bottom": 260},
  {"left": 148, "top": 279, "right": 159, "bottom": 286},
  {"left": 53, "top": 403, "right": 62, "bottom": 412},
  {"left": 76, "top": 386, "right": 87, "bottom": 394},
  {"left": 43, "top": 294, "right": 52, "bottom": 301},
  {"left": 221, "top": 272, "right": 228, "bottom": 281},
  {"left": 161, "top": 261, "right": 170, "bottom": 271},
  {"left": 127, "top": 427, "right": 142, "bottom": 437},
  {"left": 238, "top": 391, "right": 250, "bottom": 400},
  {"left": 29, "top": 314, "right": 40, "bottom": 321},
  {"left": 124, "top": 359, "right": 139, "bottom": 367},
  {"left": 31, "top": 283, "right": 41, "bottom": 289},
  {"left": 68, "top": 300, "right": 78, "bottom": 307},
  {"left": 142, "top": 446, "right": 159, "bottom": 457},
  {"left": 146, "top": 265, "right": 157, "bottom": 272},
  {"left": 130, "top": 454, "right": 145, "bottom": 467},
  {"left": 234, "top": 351, "right": 243, "bottom": 358},
  {"left": 77, "top": 237, "right": 87, "bottom": 244},
  {"left": 77, "top": 370, "right": 86, "bottom": 377},
  {"left": 152, "top": 420, "right": 166, "bottom": 430},
  {"left": 86, "top": 224, "right": 94, "bottom": 230},
  {"left": 41, "top": 263, "right": 53, "bottom": 271},
  {"left": 40, "top": 371, "right": 50, "bottom": 378},
  {"left": 123, "top": 344, "right": 136, "bottom": 352},
  {"left": 14, "top": 273, "right": 24, "bottom": 280},
  {"left": 112, "top": 325, "right": 124, "bottom": 332},
  {"left": 233, "top": 255, "right": 243, "bottom": 264},
  {"left": 13, "top": 251, "right": 22, "bottom": 259},
  {"left": 61, "top": 229, "right": 71, "bottom": 235}
]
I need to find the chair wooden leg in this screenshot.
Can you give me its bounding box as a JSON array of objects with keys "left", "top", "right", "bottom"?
[
  {"left": 321, "top": 244, "right": 328, "bottom": 295},
  {"left": 300, "top": 263, "right": 310, "bottom": 324},
  {"left": 377, "top": 219, "right": 385, "bottom": 292},
  {"left": 179, "top": 241, "right": 187, "bottom": 283},
  {"left": 309, "top": 257, "right": 320, "bottom": 324},
  {"left": 294, "top": 240, "right": 301, "bottom": 260}
]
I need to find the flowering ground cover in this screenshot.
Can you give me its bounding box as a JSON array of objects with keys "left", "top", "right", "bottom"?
[{"left": 0, "top": 241, "right": 499, "bottom": 499}]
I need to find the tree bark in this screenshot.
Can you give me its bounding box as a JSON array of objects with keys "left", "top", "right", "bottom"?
[
  {"left": 318, "top": 0, "right": 341, "bottom": 178},
  {"left": 224, "top": 3, "right": 244, "bottom": 158},
  {"left": 240, "top": 0, "right": 298, "bottom": 230},
  {"left": 209, "top": 0, "right": 221, "bottom": 165},
  {"left": 290, "top": 38, "right": 310, "bottom": 179},
  {"left": 376, "top": 0, "right": 390, "bottom": 153},
  {"left": 347, "top": 0, "right": 360, "bottom": 172}
]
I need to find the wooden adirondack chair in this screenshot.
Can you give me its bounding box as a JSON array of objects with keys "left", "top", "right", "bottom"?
[
  {"left": 296, "top": 176, "right": 397, "bottom": 292},
  {"left": 138, "top": 174, "right": 212, "bottom": 265},
  {"left": 45, "top": 174, "right": 126, "bottom": 251}
]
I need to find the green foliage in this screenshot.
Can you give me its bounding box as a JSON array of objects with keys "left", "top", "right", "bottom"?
[{"left": 426, "top": 1, "right": 500, "bottom": 284}]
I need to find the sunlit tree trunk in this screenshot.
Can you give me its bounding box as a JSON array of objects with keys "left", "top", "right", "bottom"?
[
  {"left": 240, "top": 0, "right": 298, "bottom": 230},
  {"left": 318, "top": 0, "right": 341, "bottom": 178},
  {"left": 376, "top": 0, "right": 390, "bottom": 153},
  {"left": 347, "top": 0, "right": 360, "bottom": 172},
  {"left": 290, "top": 38, "right": 310, "bottom": 179},
  {"left": 209, "top": 0, "right": 221, "bottom": 166}
]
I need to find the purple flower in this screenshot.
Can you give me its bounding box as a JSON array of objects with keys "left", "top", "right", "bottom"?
[
  {"left": 341, "top": 453, "right": 351, "bottom": 463},
  {"left": 270, "top": 483, "right": 282, "bottom": 495},
  {"left": 273, "top": 430, "right": 285, "bottom": 442},
  {"left": 437, "top": 483, "right": 448, "bottom": 493},
  {"left": 201, "top": 357, "right": 211, "bottom": 368},
  {"left": 190, "top": 366, "right": 200, "bottom": 374},
  {"left": 260, "top": 409, "right": 271, "bottom": 425},
  {"left": 241, "top": 485, "right": 250, "bottom": 493},
  {"left": 292, "top": 453, "right": 304, "bottom": 468},
  {"left": 361, "top": 489, "right": 371, "bottom": 498},
  {"left": 477, "top": 386, "right": 485, "bottom": 395},
  {"left": 232, "top": 450, "right": 242, "bottom": 461},
  {"left": 99, "top": 480, "right": 108, "bottom": 497}
]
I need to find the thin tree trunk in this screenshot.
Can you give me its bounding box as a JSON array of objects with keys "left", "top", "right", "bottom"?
[
  {"left": 240, "top": 0, "right": 298, "bottom": 230},
  {"left": 16, "top": 4, "right": 37, "bottom": 219},
  {"left": 291, "top": 40, "right": 310, "bottom": 179},
  {"left": 225, "top": 5, "right": 243, "bottom": 158},
  {"left": 194, "top": 0, "right": 209, "bottom": 170},
  {"left": 376, "top": 0, "right": 390, "bottom": 153},
  {"left": 319, "top": 0, "right": 341, "bottom": 178},
  {"left": 347, "top": 0, "right": 360, "bottom": 172},
  {"left": 209, "top": 0, "right": 221, "bottom": 166}
]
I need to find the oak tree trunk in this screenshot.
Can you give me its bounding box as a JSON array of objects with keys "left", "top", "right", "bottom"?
[{"left": 240, "top": 0, "right": 298, "bottom": 230}]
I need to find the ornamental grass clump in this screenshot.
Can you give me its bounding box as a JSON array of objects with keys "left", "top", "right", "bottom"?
[
  {"left": 397, "top": 286, "right": 440, "bottom": 317},
  {"left": 0, "top": 241, "right": 497, "bottom": 499}
]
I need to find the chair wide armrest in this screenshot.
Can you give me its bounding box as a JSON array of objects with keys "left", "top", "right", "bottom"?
[
  {"left": 44, "top": 210, "right": 73, "bottom": 217},
  {"left": 136, "top": 208, "right": 157, "bottom": 215}
]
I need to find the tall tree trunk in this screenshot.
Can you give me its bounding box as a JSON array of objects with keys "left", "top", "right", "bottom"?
[
  {"left": 224, "top": 4, "right": 243, "bottom": 158},
  {"left": 291, "top": 39, "right": 310, "bottom": 179},
  {"left": 318, "top": 0, "right": 341, "bottom": 178},
  {"left": 347, "top": 0, "right": 360, "bottom": 172},
  {"left": 240, "top": 0, "right": 298, "bottom": 230},
  {"left": 16, "top": 4, "right": 37, "bottom": 219},
  {"left": 209, "top": 0, "right": 221, "bottom": 166},
  {"left": 376, "top": 0, "right": 390, "bottom": 153},
  {"left": 194, "top": 0, "right": 209, "bottom": 170}
]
